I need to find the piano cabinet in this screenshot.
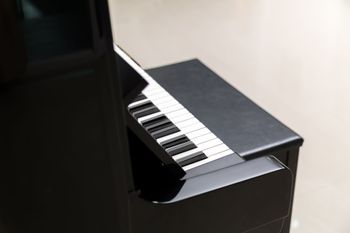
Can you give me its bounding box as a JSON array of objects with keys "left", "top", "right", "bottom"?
[
  {"left": 116, "top": 50, "right": 303, "bottom": 233},
  {"left": 127, "top": 125, "right": 296, "bottom": 233},
  {"left": 140, "top": 59, "right": 303, "bottom": 233},
  {"left": 125, "top": 120, "right": 297, "bottom": 233},
  {"left": 0, "top": 0, "right": 303, "bottom": 230},
  {"left": 128, "top": 155, "right": 293, "bottom": 233}
]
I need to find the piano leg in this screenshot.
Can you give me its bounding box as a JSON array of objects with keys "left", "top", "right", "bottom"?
[
  {"left": 268, "top": 147, "right": 300, "bottom": 233},
  {"left": 244, "top": 147, "right": 300, "bottom": 233},
  {"left": 279, "top": 147, "right": 300, "bottom": 233}
]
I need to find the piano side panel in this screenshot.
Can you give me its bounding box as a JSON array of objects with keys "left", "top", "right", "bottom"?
[
  {"left": 0, "top": 1, "right": 135, "bottom": 232},
  {"left": 129, "top": 157, "right": 293, "bottom": 233},
  {"left": 0, "top": 62, "right": 131, "bottom": 233},
  {"left": 281, "top": 147, "right": 300, "bottom": 233},
  {"left": 260, "top": 147, "right": 300, "bottom": 233}
]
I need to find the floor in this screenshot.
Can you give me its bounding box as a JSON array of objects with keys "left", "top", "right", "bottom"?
[{"left": 108, "top": 0, "right": 350, "bottom": 232}]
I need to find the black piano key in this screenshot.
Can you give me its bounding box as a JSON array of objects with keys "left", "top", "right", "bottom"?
[
  {"left": 147, "top": 121, "right": 173, "bottom": 133},
  {"left": 142, "top": 114, "right": 170, "bottom": 130},
  {"left": 159, "top": 134, "right": 187, "bottom": 148},
  {"left": 161, "top": 136, "right": 190, "bottom": 149},
  {"left": 151, "top": 125, "right": 180, "bottom": 139},
  {"left": 129, "top": 102, "right": 153, "bottom": 113},
  {"left": 178, "top": 152, "right": 207, "bottom": 167},
  {"left": 133, "top": 106, "right": 160, "bottom": 118},
  {"left": 141, "top": 114, "right": 166, "bottom": 128},
  {"left": 166, "top": 141, "right": 197, "bottom": 156},
  {"left": 145, "top": 118, "right": 172, "bottom": 131},
  {"left": 133, "top": 94, "right": 147, "bottom": 102}
]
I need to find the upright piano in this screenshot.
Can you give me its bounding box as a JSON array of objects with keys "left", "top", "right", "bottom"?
[{"left": 0, "top": 1, "right": 303, "bottom": 233}]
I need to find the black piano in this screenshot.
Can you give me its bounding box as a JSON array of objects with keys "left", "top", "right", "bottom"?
[{"left": 0, "top": 1, "right": 303, "bottom": 233}]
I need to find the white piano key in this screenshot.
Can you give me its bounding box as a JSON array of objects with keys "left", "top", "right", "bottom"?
[
  {"left": 150, "top": 96, "right": 175, "bottom": 105},
  {"left": 128, "top": 98, "right": 150, "bottom": 109},
  {"left": 172, "top": 148, "right": 202, "bottom": 161},
  {"left": 142, "top": 85, "right": 162, "bottom": 92},
  {"left": 166, "top": 109, "right": 190, "bottom": 119},
  {"left": 212, "top": 149, "right": 234, "bottom": 158},
  {"left": 157, "top": 131, "right": 184, "bottom": 144},
  {"left": 175, "top": 118, "right": 199, "bottom": 129},
  {"left": 196, "top": 138, "right": 223, "bottom": 151},
  {"left": 167, "top": 113, "right": 194, "bottom": 124},
  {"left": 191, "top": 133, "right": 217, "bottom": 145},
  {"left": 143, "top": 87, "right": 166, "bottom": 95},
  {"left": 180, "top": 123, "right": 205, "bottom": 134},
  {"left": 182, "top": 150, "right": 235, "bottom": 171},
  {"left": 186, "top": 128, "right": 210, "bottom": 140},
  {"left": 203, "top": 144, "right": 230, "bottom": 157},
  {"left": 156, "top": 100, "right": 179, "bottom": 109},
  {"left": 146, "top": 92, "right": 169, "bottom": 100},
  {"left": 143, "top": 88, "right": 165, "bottom": 97},
  {"left": 143, "top": 83, "right": 162, "bottom": 89},
  {"left": 160, "top": 104, "right": 184, "bottom": 114},
  {"left": 138, "top": 112, "right": 163, "bottom": 124}
]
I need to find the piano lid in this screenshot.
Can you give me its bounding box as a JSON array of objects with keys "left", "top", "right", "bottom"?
[{"left": 147, "top": 59, "right": 303, "bottom": 159}]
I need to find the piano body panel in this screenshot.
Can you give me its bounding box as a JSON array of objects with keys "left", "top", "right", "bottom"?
[
  {"left": 276, "top": 147, "right": 301, "bottom": 233},
  {"left": 248, "top": 147, "right": 300, "bottom": 233},
  {"left": 129, "top": 156, "right": 293, "bottom": 233},
  {"left": 0, "top": 66, "right": 133, "bottom": 233}
]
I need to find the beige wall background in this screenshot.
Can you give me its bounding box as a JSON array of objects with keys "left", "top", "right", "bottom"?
[{"left": 108, "top": 1, "right": 350, "bottom": 232}]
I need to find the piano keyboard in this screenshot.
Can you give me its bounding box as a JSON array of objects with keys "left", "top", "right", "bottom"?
[{"left": 115, "top": 45, "right": 236, "bottom": 171}]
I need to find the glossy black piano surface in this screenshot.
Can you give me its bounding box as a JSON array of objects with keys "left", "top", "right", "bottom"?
[
  {"left": 123, "top": 57, "right": 303, "bottom": 233},
  {"left": 0, "top": 1, "right": 303, "bottom": 233}
]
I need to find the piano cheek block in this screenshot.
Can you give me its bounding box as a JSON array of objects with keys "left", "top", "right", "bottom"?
[{"left": 129, "top": 156, "right": 293, "bottom": 233}]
